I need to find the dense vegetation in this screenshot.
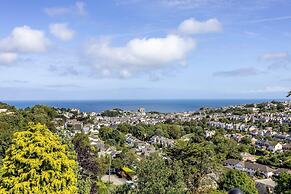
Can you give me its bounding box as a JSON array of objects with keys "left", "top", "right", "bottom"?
[
  {"left": 101, "top": 109, "right": 123, "bottom": 117},
  {"left": 257, "top": 151, "right": 291, "bottom": 169},
  {"left": 136, "top": 154, "right": 185, "bottom": 194},
  {"left": 0, "top": 103, "right": 59, "bottom": 163},
  {"left": 0, "top": 102, "right": 290, "bottom": 193},
  {"left": 0, "top": 123, "right": 77, "bottom": 193},
  {"left": 219, "top": 170, "right": 258, "bottom": 194},
  {"left": 274, "top": 172, "right": 291, "bottom": 194}
]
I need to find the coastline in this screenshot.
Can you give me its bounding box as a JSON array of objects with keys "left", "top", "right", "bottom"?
[{"left": 2, "top": 99, "right": 286, "bottom": 113}]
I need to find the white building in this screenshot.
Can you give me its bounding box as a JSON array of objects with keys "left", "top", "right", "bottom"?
[
  {"left": 224, "top": 159, "right": 274, "bottom": 178},
  {"left": 268, "top": 143, "right": 282, "bottom": 153},
  {"left": 0, "top": 109, "right": 8, "bottom": 113},
  {"left": 138, "top": 107, "right": 146, "bottom": 116}
]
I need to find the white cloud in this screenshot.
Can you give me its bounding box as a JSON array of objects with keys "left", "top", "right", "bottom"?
[
  {"left": 44, "top": 7, "right": 70, "bottom": 16},
  {"left": 44, "top": 1, "right": 86, "bottom": 16},
  {"left": 0, "top": 52, "right": 18, "bottom": 65},
  {"left": 83, "top": 34, "right": 195, "bottom": 78},
  {"left": 49, "top": 23, "right": 75, "bottom": 41},
  {"left": 260, "top": 51, "right": 289, "bottom": 61},
  {"left": 213, "top": 67, "right": 260, "bottom": 77},
  {"left": 246, "top": 16, "right": 291, "bottom": 24},
  {"left": 163, "top": 0, "right": 216, "bottom": 7},
  {"left": 75, "top": 2, "right": 86, "bottom": 15},
  {"left": 81, "top": 17, "right": 222, "bottom": 79},
  {"left": 248, "top": 86, "right": 290, "bottom": 93},
  {"left": 0, "top": 26, "right": 50, "bottom": 65},
  {"left": 259, "top": 51, "right": 290, "bottom": 70},
  {"left": 178, "top": 18, "right": 222, "bottom": 34},
  {"left": 162, "top": 0, "right": 278, "bottom": 10},
  {"left": 0, "top": 26, "right": 50, "bottom": 53}
]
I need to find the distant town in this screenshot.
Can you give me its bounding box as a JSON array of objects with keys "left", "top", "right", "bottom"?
[
  {"left": 1, "top": 100, "right": 290, "bottom": 193},
  {"left": 53, "top": 100, "right": 291, "bottom": 193}
]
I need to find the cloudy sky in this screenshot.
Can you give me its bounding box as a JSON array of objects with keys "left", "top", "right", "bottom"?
[{"left": 0, "top": 0, "right": 291, "bottom": 100}]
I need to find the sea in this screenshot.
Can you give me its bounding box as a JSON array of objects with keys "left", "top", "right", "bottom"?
[{"left": 2, "top": 99, "right": 282, "bottom": 113}]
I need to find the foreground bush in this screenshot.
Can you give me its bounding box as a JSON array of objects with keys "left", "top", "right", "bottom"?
[
  {"left": 219, "top": 170, "right": 258, "bottom": 194},
  {"left": 0, "top": 123, "right": 77, "bottom": 193}
]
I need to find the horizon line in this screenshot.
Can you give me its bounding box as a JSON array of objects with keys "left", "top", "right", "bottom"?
[{"left": 2, "top": 98, "right": 288, "bottom": 102}]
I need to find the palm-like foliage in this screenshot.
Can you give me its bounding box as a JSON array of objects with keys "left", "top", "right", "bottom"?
[{"left": 287, "top": 91, "right": 291, "bottom": 97}]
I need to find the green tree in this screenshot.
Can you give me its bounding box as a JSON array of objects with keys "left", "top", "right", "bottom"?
[
  {"left": 112, "top": 148, "right": 138, "bottom": 169},
  {"left": 136, "top": 154, "right": 185, "bottom": 194},
  {"left": 101, "top": 109, "right": 123, "bottom": 117},
  {"left": 21, "top": 105, "right": 58, "bottom": 132},
  {"left": 257, "top": 151, "right": 291, "bottom": 169},
  {"left": 208, "top": 190, "right": 226, "bottom": 194},
  {"left": 0, "top": 112, "right": 26, "bottom": 162},
  {"left": 99, "top": 127, "right": 125, "bottom": 146},
  {"left": 274, "top": 172, "right": 291, "bottom": 194},
  {"left": 95, "top": 180, "right": 113, "bottom": 194},
  {"left": 77, "top": 178, "right": 91, "bottom": 194},
  {"left": 72, "top": 132, "right": 105, "bottom": 178},
  {"left": 0, "top": 102, "right": 16, "bottom": 111},
  {"left": 0, "top": 123, "right": 77, "bottom": 193},
  {"left": 219, "top": 170, "right": 258, "bottom": 194},
  {"left": 240, "top": 136, "right": 251, "bottom": 145},
  {"left": 114, "top": 184, "right": 135, "bottom": 194},
  {"left": 167, "top": 140, "right": 221, "bottom": 193}
]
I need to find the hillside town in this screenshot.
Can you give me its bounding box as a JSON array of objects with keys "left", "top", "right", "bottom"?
[
  {"left": 45, "top": 100, "right": 291, "bottom": 193},
  {"left": 1, "top": 100, "right": 291, "bottom": 193}
]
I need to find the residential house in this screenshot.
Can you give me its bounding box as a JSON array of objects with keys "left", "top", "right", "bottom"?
[
  {"left": 0, "top": 109, "right": 8, "bottom": 113},
  {"left": 282, "top": 144, "right": 291, "bottom": 151},
  {"left": 65, "top": 119, "right": 83, "bottom": 131},
  {"left": 224, "top": 159, "right": 274, "bottom": 178},
  {"left": 205, "top": 130, "right": 216, "bottom": 138},
  {"left": 240, "top": 152, "right": 256, "bottom": 162},
  {"left": 255, "top": 179, "right": 276, "bottom": 194},
  {"left": 273, "top": 168, "right": 291, "bottom": 176},
  {"left": 256, "top": 141, "right": 282, "bottom": 152},
  {"left": 150, "top": 135, "right": 175, "bottom": 147},
  {"left": 268, "top": 142, "right": 282, "bottom": 153}
]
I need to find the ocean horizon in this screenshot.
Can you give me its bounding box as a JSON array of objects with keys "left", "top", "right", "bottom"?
[{"left": 2, "top": 99, "right": 284, "bottom": 113}]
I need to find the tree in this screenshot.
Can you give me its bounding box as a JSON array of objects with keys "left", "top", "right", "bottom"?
[
  {"left": 1, "top": 105, "right": 60, "bottom": 164},
  {"left": 72, "top": 132, "right": 106, "bottom": 178},
  {"left": 0, "top": 102, "right": 16, "bottom": 111},
  {"left": 167, "top": 140, "right": 221, "bottom": 193},
  {"left": 95, "top": 180, "right": 113, "bottom": 194},
  {"left": 136, "top": 154, "right": 185, "bottom": 194},
  {"left": 101, "top": 109, "right": 123, "bottom": 117},
  {"left": 21, "top": 105, "right": 58, "bottom": 132},
  {"left": 77, "top": 178, "right": 91, "bottom": 194},
  {"left": 99, "top": 127, "right": 125, "bottom": 146},
  {"left": 112, "top": 148, "right": 138, "bottom": 169},
  {"left": 208, "top": 190, "right": 226, "bottom": 194},
  {"left": 114, "top": 184, "right": 135, "bottom": 194},
  {"left": 0, "top": 123, "right": 77, "bottom": 193},
  {"left": 257, "top": 151, "right": 291, "bottom": 169},
  {"left": 0, "top": 112, "right": 26, "bottom": 162},
  {"left": 274, "top": 172, "right": 291, "bottom": 194},
  {"left": 219, "top": 170, "right": 258, "bottom": 194},
  {"left": 241, "top": 136, "right": 252, "bottom": 145}
]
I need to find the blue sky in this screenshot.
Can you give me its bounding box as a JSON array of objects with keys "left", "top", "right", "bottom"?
[{"left": 0, "top": 0, "right": 291, "bottom": 100}]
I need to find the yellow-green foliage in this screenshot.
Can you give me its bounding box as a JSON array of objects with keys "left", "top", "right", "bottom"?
[{"left": 0, "top": 123, "right": 77, "bottom": 194}]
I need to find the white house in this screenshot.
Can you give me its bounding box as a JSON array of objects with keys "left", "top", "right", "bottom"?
[
  {"left": 255, "top": 179, "right": 276, "bottom": 194},
  {"left": 224, "top": 159, "right": 274, "bottom": 178},
  {"left": 0, "top": 109, "right": 8, "bottom": 113},
  {"left": 268, "top": 143, "right": 283, "bottom": 153},
  {"left": 205, "top": 130, "right": 216, "bottom": 138}
]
